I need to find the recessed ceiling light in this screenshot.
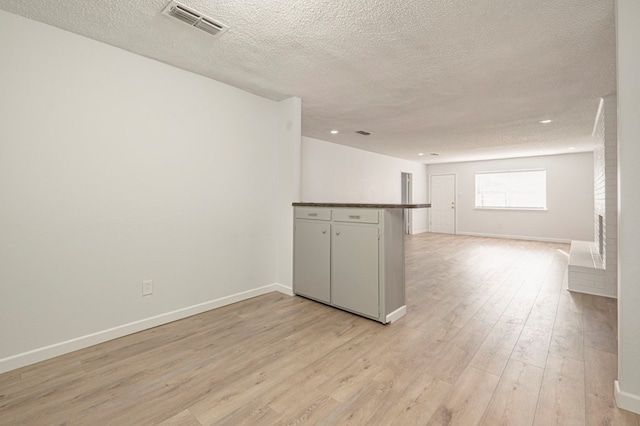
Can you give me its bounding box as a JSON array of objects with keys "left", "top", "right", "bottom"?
[
  {"left": 568, "top": 147, "right": 576, "bottom": 150},
  {"left": 330, "top": 130, "right": 339, "bottom": 134},
  {"left": 430, "top": 153, "right": 440, "bottom": 157},
  {"left": 539, "top": 119, "right": 553, "bottom": 124},
  {"left": 418, "top": 153, "right": 424, "bottom": 156}
]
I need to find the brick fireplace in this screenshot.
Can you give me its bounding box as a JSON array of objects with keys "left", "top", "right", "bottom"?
[{"left": 568, "top": 95, "right": 617, "bottom": 298}]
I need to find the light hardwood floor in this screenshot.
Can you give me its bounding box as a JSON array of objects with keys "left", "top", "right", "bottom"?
[{"left": 1, "top": 233, "right": 638, "bottom": 425}]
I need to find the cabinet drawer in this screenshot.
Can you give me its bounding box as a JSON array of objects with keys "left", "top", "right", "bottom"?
[
  {"left": 333, "top": 209, "right": 379, "bottom": 224},
  {"left": 295, "top": 207, "right": 331, "bottom": 221}
]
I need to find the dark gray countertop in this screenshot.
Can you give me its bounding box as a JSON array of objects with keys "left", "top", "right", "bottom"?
[{"left": 292, "top": 202, "right": 431, "bottom": 209}]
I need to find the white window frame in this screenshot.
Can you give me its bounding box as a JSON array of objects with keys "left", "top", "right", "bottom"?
[{"left": 475, "top": 169, "right": 547, "bottom": 210}]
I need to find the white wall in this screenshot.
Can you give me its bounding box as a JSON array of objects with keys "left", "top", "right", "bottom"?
[
  {"left": 301, "top": 136, "right": 429, "bottom": 233},
  {"left": 0, "top": 10, "right": 296, "bottom": 371},
  {"left": 426, "top": 153, "right": 594, "bottom": 242},
  {"left": 616, "top": 0, "right": 640, "bottom": 414}
]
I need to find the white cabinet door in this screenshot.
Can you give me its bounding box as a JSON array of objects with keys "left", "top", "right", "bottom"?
[
  {"left": 331, "top": 224, "right": 379, "bottom": 318},
  {"left": 293, "top": 221, "right": 330, "bottom": 303}
]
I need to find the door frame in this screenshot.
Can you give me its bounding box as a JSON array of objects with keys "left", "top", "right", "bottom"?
[
  {"left": 401, "top": 172, "right": 413, "bottom": 234},
  {"left": 429, "top": 173, "right": 457, "bottom": 234}
]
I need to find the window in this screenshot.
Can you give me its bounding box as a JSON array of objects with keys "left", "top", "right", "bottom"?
[{"left": 475, "top": 170, "right": 547, "bottom": 209}]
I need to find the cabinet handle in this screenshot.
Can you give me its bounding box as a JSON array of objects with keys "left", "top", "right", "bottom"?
[
  {"left": 308, "top": 213, "right": 318, "bottom": 217},
  {"left": 336, "top": 231, "right": 341, "bottom": 236},
  {"left": 322, "top": 230, "right": 327, "bottom": 234},
  {"left": 348, "top": 215, "right": 360, "bottom": 219}
]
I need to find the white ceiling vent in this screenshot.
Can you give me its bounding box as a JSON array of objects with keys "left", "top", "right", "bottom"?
[{"left": 162, "top": 1, "right": 229, "bottom": 37}]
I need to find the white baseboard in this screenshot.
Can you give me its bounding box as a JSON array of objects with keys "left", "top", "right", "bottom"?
[
  {"left": 272, "top": 283, "right": 294, "bottom": 296},
  {"left": 386, "top": 305, "right": 407, "bottom": 323},
  {"left": 410, "top": 228, "right": 429, "bottom": 235},
  {"left": 616, "top": 380, "right": 640, "bottom": 414},
  {"left": 456, "top": 231, "right": 571, "bottom": 244},
  {"left": 567, "top": 286, "right": 617, "bottom": 299},
  {"left": 0, "top": 283, "right": 292, "bottom": 374}
]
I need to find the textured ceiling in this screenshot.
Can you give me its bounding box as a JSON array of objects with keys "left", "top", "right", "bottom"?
[{"left": 0, "top": 0, "right": 616, "bottom": 164}]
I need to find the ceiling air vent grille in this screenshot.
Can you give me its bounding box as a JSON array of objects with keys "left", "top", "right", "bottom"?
[{"left": 162, "top": 1, "right": 229, "bottom": 37}]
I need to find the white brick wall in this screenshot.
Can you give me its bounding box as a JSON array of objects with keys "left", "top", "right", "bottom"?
[
  {"left": 593, "top": 103, "right": 605, "bottom": 259},
  {"left": 603, "top": 94, "right": 618, "bottom": 293},
  {"left": 568, "top": 95, "right": 618, "bottom": 298}
]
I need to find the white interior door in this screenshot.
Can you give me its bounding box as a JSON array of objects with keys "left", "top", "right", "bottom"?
[{"left": 430, "top": 174, "right": 456, "bottom": 234}]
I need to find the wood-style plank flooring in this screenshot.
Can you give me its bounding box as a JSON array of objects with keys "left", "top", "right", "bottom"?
[{"left": 1, "top": 233, "right": 638, "bottom": 425}]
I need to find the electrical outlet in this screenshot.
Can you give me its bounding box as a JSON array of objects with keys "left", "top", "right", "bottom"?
[{"left": 142, "top": 279, "right": 153, "bottom": 296}]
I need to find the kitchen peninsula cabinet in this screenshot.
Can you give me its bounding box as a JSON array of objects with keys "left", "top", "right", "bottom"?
[{"left": 293, "top": 202, "right": 430, "bottom": 323}]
